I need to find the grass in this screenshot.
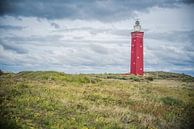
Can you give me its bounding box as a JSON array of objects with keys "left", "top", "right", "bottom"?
[{"left": 0, "top": 71, "right": 194, "bottom": 129}]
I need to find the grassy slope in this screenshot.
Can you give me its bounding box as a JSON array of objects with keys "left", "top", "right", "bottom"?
[{"left": 0, "top": 71, "right": 194, "bottom": 129}]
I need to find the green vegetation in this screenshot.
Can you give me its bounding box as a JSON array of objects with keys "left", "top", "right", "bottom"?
[
  {"left": 0, "top": 71, "right": 194, "bottom": 129},
  {"left": 160, "top": 96, "right": 184, "bottom": 106}
]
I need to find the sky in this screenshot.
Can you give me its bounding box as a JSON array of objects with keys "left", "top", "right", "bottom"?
[{"left": 0, "top": 0, "right": 194, "bottom": 76}]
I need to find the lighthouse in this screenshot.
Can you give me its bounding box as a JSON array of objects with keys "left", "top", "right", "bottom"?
[{"left": 130, "top": 20, "right": 144, "bottom": 75}]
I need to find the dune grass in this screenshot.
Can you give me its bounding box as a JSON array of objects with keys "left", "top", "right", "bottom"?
[{"left": 0, "top": 71, "right": 194, "bottom": 129}]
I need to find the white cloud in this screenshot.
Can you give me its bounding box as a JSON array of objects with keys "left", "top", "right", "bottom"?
[
  {"left": 0, "top": 3, "right": 194, "bottom": 75},
  {"left": 135, "top": 4, "right": 194, "bottom": 32}
]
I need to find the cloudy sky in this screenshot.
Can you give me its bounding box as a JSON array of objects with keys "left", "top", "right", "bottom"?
[{"left": 0, "top": 0, "right": 194, "bottom": 75}]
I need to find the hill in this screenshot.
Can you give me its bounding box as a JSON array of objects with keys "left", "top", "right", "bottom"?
[{"left": 0, "top": 71, "right": 194, "bottom": 129}]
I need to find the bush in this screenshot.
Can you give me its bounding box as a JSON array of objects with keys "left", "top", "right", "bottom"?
[
  {"left": 161, "top": 96, "right": 184, "bottom": 106},
  {"left": 146, "top": 77, "right": 154, "bottom": 81},
  {"left": 130, "top": 76, "right": 140, "bottom": 82},
  {"left": 181, "top": 76, "right": 194, "bottom": 82},
  {"left": 0, "top": 70, "right": 3, "bottom": 76},
  {"left": 103, "top": 75, "right": 130, "bottom": 80}
]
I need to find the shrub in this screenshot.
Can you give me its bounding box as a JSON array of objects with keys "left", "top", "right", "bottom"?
[
  {"left": 161, "top": 96, "right": 184, "bottom": 106},
  {"left": 0, "top": 70, "right": 3, "bottom": 76},
  {"left": 146, "top": 77, "right": 154, "bottom": 81},
  {"left": 130, "top": 76, "right": 140, "bottom": 82},
  {"left": 181, "top": 76, "right": 194, "bottom": 82}
]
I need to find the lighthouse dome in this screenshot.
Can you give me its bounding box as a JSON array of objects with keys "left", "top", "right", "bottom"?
[{"left": 134, "top": 20, "right": 141, "bottom": 32}]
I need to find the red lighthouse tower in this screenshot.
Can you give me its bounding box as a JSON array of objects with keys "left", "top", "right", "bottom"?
[{"left": 130, "top": 20, "right": 144, "bottom": 75}]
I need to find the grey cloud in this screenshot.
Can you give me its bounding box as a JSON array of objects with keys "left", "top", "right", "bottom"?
[
  {"left": 54, "top": 27, "right": 130, "bottom": 38},
  {"left": 88, "top": 44, "right": 109, "bottom": 54},
  {"left": 0, "top": 25, "right": 25, "bottom": 30},
  {"left": 146, "top": 30, "right": 194, "bottom": 43},
  {"left": 0, "top": 0, "right": 191, "bottom": 21},
  {"left": 0, "top": 32, "right": 129, "bottom": 72},
  {"left": 6, "top": 34, "right": 129, "bottom": 45},
  {"left": 0, "top": 0, "right": 12, "bottom": 15},
  {"left": 73, "top": 36, "right": 84, "bottom": 40},
  {"left": 144, "top": 40, "right": 194, "bottom": 72},
  {"left": 51, "top": 22, "right": 60, "bottom": 29},
  {"left": 143, "top": 30, "right": 194, "bottom": 73},
  {"left": 0, "top": 39, "right": 28, "bottom": 54},
  {"left": 4, "top": 35, "right": 64, "bottom": 44},
  {"left": 53, "top": 27, "right": 109, "bottom": 33},
  {"left": 183, "top": 44, "right": 194, "bottom": 53},
  {"left": 181, "top": 0, "right": 194, "bottom": 4}
]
